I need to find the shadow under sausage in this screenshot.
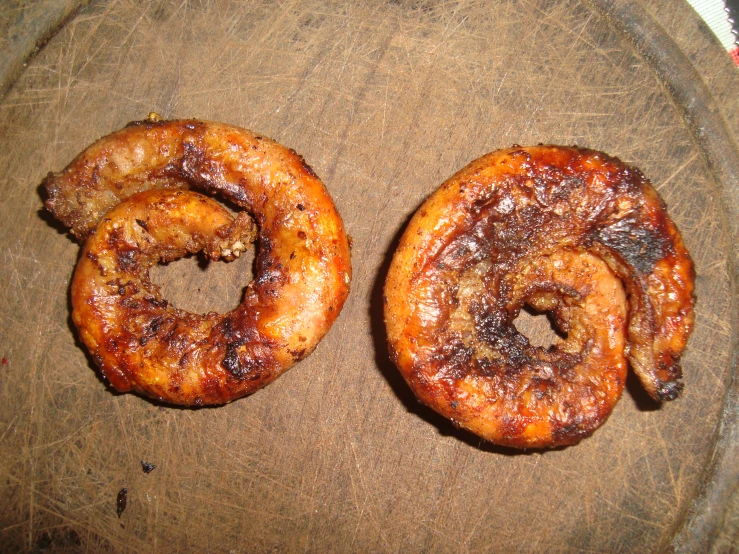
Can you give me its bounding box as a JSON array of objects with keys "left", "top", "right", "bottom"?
[
  {"left": 625, "top": 368, "right": 662, "bottom": 412},
  {"left": 37, "top": 181, "right": 72, "bottom": 238},
  {"left": 38, "top": 180, "right": 126, "bottom": 403}
]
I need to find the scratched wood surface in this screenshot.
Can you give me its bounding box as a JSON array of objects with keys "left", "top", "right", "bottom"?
[{"left": 0, "top": 0, "right": 737, "bottom": 552}]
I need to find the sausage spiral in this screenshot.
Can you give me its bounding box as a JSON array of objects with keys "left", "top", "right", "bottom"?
[
  {"left": 45, "top": 118, "right": 351, "bottom": 405},
  {"left": 384, "top": 145, "right": 694, "bottom": 448}
]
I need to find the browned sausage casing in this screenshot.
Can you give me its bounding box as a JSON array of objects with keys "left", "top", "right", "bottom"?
[
  {"left": 384, "top": 146, "right": 695, "bottom": 448},
  {"left": 45, "top": 119, "right": 351, "bottom": 406}
]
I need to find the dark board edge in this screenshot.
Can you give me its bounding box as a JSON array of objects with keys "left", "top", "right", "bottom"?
[
  {"left": 0, "top": 0, "right": 91, "bottom": 102},
  {"left": 584, "top": 1, "right": 739, "bottom": 551}
]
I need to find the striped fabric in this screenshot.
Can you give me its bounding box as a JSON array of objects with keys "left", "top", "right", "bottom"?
[{"left": 687, "top": 0, "right": 739, "bottom": 65}]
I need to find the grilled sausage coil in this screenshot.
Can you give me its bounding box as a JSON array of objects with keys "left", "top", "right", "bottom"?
[
  {"left": 45, "top": 118, "right": 351, "bottom": 405},
  {"left": 384, "top": 145, "right": 695, "bottom": 448}
]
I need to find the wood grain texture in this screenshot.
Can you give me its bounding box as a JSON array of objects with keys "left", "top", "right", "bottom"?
[{"left": 0, "top": 0, "right": 736, "bottom": 552}]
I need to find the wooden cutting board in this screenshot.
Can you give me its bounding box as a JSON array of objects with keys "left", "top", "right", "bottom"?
[{"left": 1, "top": 0, "right": 737, "bottom": 551}]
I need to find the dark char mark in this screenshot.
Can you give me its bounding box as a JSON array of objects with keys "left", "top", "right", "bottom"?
[
  {"left": 434, "top": 340, "right": 474, "bottom": 379},
  {"left": 655, "top": 379, "right": 683, "bottom": 401},
  {"left": 116, "top": 249, "right": 137, "bottom": 272},
  {"left": 592, "top": 217, "right": 671, "bottom": 274},
  {"left": 471, "top": 301, "right": 530, "bottom": 367},
  {"left": 222, "top": 342, "right": 260, "bottom": 379}
]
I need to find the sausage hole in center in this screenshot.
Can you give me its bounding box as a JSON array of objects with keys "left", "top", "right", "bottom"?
[
  {"left": 514, "top": 306, "right": 567, "bottom": 349},
  {"left": 149, "top": 247, "right": 256, "bottom": 314}
]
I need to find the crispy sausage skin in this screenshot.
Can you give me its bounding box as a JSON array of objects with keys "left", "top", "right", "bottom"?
[
  {"left": 384, "top": 146, "right": 695, "bottom": 448},
  {"left": 45, "top": 118, "right": 351, "bottom": 405}
]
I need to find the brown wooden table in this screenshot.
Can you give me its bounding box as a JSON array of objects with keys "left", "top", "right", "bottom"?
[{"left": 1, "top": 1, "right": 737, "bottom": 551}]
